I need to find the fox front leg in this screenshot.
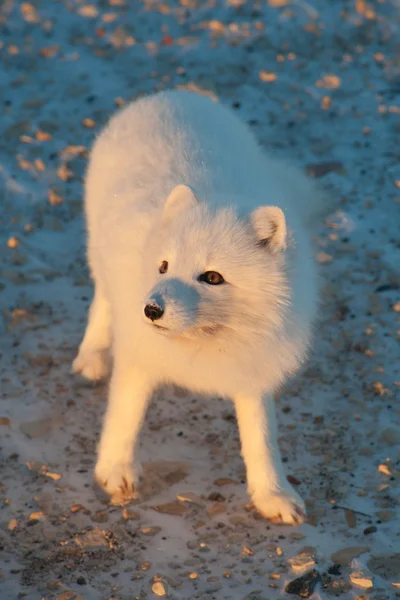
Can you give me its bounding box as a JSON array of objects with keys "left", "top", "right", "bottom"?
[
  {"left": 234, "top": 391, "right": 305, "bottom": 525},
  {"left": 94, "top": 361, "right": 152, "bottom": 503}
]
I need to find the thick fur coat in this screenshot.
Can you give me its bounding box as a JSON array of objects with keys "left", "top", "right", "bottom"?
[{"left": 73, "top": 90, "right": 324, "bottom": 524}]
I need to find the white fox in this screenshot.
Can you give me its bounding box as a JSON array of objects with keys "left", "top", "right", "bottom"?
[{"left": 73, "top": 90, "right": 325, "bottom": 524}]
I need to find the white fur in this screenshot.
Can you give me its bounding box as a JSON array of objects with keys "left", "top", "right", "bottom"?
[{"left": 73, "top": 90, "right": 323, "bottom": 523}]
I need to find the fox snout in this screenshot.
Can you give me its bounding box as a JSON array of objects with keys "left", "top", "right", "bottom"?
[
  {"left": 143, "top": 279, "right": 201, "bottom": 332},
  {"left": 144, "top": 293, "right": 165, "bottom": 322}
]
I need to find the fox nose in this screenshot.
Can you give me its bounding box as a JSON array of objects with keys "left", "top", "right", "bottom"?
[{"left": 144, "top": 303, "right": 164, "bottom": 322}]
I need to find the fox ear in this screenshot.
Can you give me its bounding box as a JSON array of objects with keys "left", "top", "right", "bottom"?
[
  {"left": 250, "top": 206, "right": 287, "bottom": 252},
  {"left": 164, "top": 184, "right": 198, "bottom": 219}
]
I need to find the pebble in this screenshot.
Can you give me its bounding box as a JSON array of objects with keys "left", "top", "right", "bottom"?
[
  {"left": 207, "top": 503, "right": 227, "bottom": 518},
  {"left": 141, "top": 526, "right": 162, "bottom": 536},
  {"left": 152, "top": 500, "right": 189, "bottom": 516},
  {"left": 367, "top": 554, "right": 400, "bottom": 580},
  {"left": 288, "top": 554, "right": 316, "bottom": 573},
  {"left": 177, "top": 492, "right": 205, "bottom": 507},
  {"left": 379, "top": 428, "right": 400, "bottom": 445},
  {"left": 350, "top": 571, "right": 374, "bottom": 589},
  {"left": 331, "top": 546, "right": 370, "bottom": 566},
  {"left": 286, "top": 569, "right": 321, "bottom": 598},
  {"left": 8, "top": 518, "right": 18, "bottom": 531},
  {"left": 91, "top": 509, "right": 108, "bottom": 523},
  {"left": 152, "top": 581, "right": 167, "bottom": 596},
  {"left": 122, "top": 508, "right": 140, "bottom": 520}
]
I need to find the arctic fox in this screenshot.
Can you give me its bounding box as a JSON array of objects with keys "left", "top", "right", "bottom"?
[{"left": 73, "top": 90, "right": 323, "bottom": 524}]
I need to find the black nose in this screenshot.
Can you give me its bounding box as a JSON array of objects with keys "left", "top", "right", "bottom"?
[{"left": 144, "top": 303, "right": 164, "bottom": 322}]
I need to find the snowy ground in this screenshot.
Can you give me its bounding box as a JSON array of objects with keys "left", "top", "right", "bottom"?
[{"left": 0, "top": 0, "right": 399, "bottom": 599}]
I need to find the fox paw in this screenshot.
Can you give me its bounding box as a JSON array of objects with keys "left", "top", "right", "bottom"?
[
  {"left": 252, "top": 486, "right": 306, "bottom": 525},
  {"left": 72, "top": 349, "right": 110, "bottom": 381},
  {"left": 94, "top": 460, "right": 141, "bottom": 505}
]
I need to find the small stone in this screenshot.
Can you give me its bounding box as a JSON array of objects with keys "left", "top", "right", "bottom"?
[
  {"left": 0, "top": 417, "right": 11, "bottom": 426},
  {"left": 380, "top": 427, "right": 400, "bottom": 445},
  {"left": 214, "top": 478, "right": 239, "bottom": 486},
  {"left": 328, "top": 565, "right": 341, "bottom": 575},
  {"left": 177, "top": 492, "right": 205, "bottom": 507},
  {"left": 152, "top": 581, "right": 167, "bottom": 596},
  {"left": 70, "top": 504, "right": 85, "bottom": 513},
  {"left": 375, "top": 510, "right": 395, "bottom": 522},
  {"left": 45, "top": 471, "right": 62, "bottom": 481},
  {"left": 152, "top": 500, "right": 188, "bottom": 516},
  {"left": 259, "top": 71, "right": 277, "bottom": 82},
  {"left": 7, "top": 237, "right": 19, "bottom": 249},
  {"left": 242, "top": 546, "right": 254, "bottom": 556},
  {"left": 75, "top": 527, "right": 109, "bottom": 550},
  {"left": 367, "top": 554, "right": 400, "bottom": 580},
  {"left": 208, "top": 491, "right": 225, "bottom": 502},
  {"left": 331, "top": 546, "right": 369, "bottom": 566},
  {"left": 285, "top": 569, "right": 321, "bottom": 598},
  {"left": 378, "top": 464, "right": 391, "bottom": 476},
  {"left": 76, "top": 576, "right": 86, "bottom": 585},
  {"left": 8, "top": 518, "right": 18, "bottom": 531},
  {"left": 20, "top": 418, "right": 54, "bottom": 438},
  {"left": 363, "top": 526, "right": 377, "bottom": 535},
  {"left": 122, "top": 508, "right": 140, "bottom": 520},
  {"left": 316, "top": 252, "right": 333, "bottom": 264},
  {"left": 29, "top": 510, "right": 44, "bottom": 520},
  {"left": 288, "top": 554, "right": 316, "bottom": 573},
  {"left": 207, "top": 503, "right": 227, "bottom": 518},
  {"left": 91, "top": 509, "right": 108, "bottom": 523},
  {"left": 189, "top": 572, "right": 198, "bottom": 579},
  {"left": 350, "top": 571, "right": 373, "bottom": 589},
  {"left": 141, "top": 526, "right": 162, "bottom": 536},
  {"left": 345, "top": 509, "right": 357, "bottom": 528}
]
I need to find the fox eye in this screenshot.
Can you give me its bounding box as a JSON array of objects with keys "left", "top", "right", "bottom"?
[
  {"left": 159, "top": 261, "right": 168, "bottom": 274},
  {"left": 198, "top": 271, "right": 224, "bottom": 285}
]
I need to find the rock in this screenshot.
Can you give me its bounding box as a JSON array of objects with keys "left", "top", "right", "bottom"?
[
  {"left": 288, "top": 554, "right": 316, "bottom": 573},
  {"left": 306, "top": 161, "right": 344, "bottom": 178},
  {"left": 350, "top": 570, "right": 373, "bottom": 588},
  {"left": 328, "top": 564, "right": 341, "bottom": 575},
  {"left": 363, "top": 526, "right": 377, "bottom": 535},
  {"left": 208, "top": 491, "right": 225, "bottom": 502},
  {"left": 75, "top": 527, "right": 109, "bottom": 551},
  {"left": 70, "top": 504, "right": 85, "bottom": 514},
  {"left": 151, "top": 500, "right": 189, "bottom": 516},
  {"left": 152, "top": 581, "right": 167, "bottom": 596},
  {"left": 207, "top": 503, "right": 227, "bottom": 518},
  {"left": 214, "top": 478, "right": 239, "bottom": 486},
  {"left": 316, "top": 252, "right": 333, "bottom": 264},
  {"left": 177, "top": 492, "right": 205, "bottom": 507},
  {"left": 331, "top": 546, "right": 369, "bottom": 566},
  {"left": 0, "top": 417, "right": 11, "bottom": 426},
  {"left": 8, "top": 518, "right": 18, "bottom": 531},
  {"left": 20, "top": 417, "right": 54, "bottom": 438},
  {"left": 380, "top": 427, "right": 400, "bottom": 445},
  {"left": 285, "top": 569, "right": 321, "bottom": 598},
  {"left": 376, "top": 510, "right": 395, "bottom": 522},
  {"left": 29, "top": 510, "right": 44, "bottom": 521},
  {"left": 367, "top": 554, "right": 400, "bottom": 580},
  {"left": 122, "top": 508, "right": 140, "bottom": 520},
  {"left": 91, "top": 510, "right": 108, "bottom": 523},
  {"left": 141, "top": 526, "right": 162, "bottom": 536}
]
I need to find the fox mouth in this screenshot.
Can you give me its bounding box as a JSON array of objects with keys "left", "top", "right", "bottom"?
[{"left": 153, "top": 324, "right": 169, "bottom": 331}]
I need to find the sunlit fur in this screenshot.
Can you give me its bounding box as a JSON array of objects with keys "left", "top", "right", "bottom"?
[{"left": 73, "top": 90, "right": 326, "bottom": 523}]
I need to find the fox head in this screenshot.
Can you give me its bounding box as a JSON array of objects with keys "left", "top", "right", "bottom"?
[{"left": 142, "top": 184, "right": 290, "bottom": 346}]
